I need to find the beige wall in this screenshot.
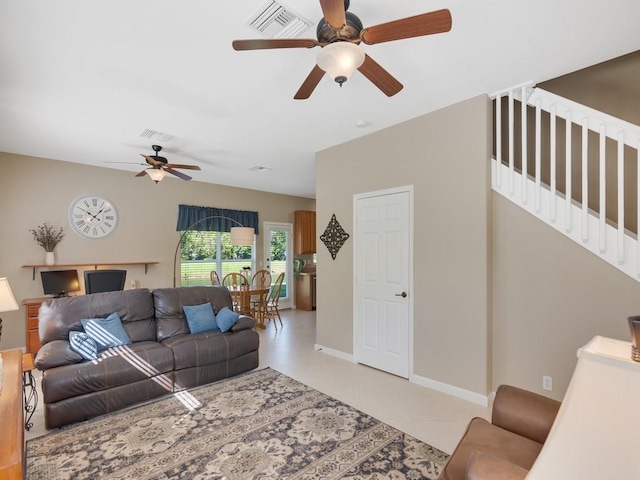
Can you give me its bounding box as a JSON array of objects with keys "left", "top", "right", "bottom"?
[
  {"left": 316, "top": 95, "right": 493, "bottom": 397},
  {"left": 0, "top": 152, "right": 314, "bottom": 350},
  {"left": 316, "top": 92, "right": 640, "bottom": 402},
  {"left": 492, "top": 194, "right": 639, "bottom": 400}
]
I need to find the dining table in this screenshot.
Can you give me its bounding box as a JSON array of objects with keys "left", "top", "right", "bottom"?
[{"left": 226, "top": 284, "right": 270, "bottom": 329}]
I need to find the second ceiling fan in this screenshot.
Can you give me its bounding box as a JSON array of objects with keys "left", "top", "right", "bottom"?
[{"left": 232, "top": 0, "right": 452, "bottom": 99}]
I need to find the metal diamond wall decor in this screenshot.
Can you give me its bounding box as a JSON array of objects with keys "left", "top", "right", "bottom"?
[{"left": 320, "top": 214, "right": 350, "bottom": 260}]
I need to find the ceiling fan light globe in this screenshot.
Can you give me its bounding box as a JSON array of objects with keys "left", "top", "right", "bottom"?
[
  {"left": 147, "top": 169, "right": 167, "bottom": 183},
  {"left": 317, "top": 42, "right": 364, "bottom": 85}
]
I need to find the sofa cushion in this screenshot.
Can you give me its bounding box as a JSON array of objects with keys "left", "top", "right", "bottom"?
[
  {"left": 41, "top": 341, "right": 175, "bottom": 404},
  {"left": 440, "top": 417, "right": 543, "bottom": 480},
  {"left": 39, "top": 289, "right": 157, "bottom": 345},
  {"left": 81, "top": 312, "right": 131, "bottom": 351},
  {"left": 153, "top": 286, "right": 234, "bottom": 342},
  {"left": 35, "top": 339, "right": 83, "bottom": 370},
  {"left": 216, "top": 306, "right": 239, "bottom": 333},
  {"left": 162, "top": 328, "right": 259, "bottom": 372},
  {"left": 69, "top": 331, "right": 98, "bottom": 361},
  {"left": 183, "top": 302, "right": 219, "bottom": 334}
]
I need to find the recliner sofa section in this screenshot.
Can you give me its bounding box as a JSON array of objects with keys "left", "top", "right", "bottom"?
[{"left": 35, "top": 286, "right": 259, "bottom": 429}]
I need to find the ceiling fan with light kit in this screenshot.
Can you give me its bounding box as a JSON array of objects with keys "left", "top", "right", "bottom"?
[
  {"left": 232, "top": 0, "right": 452, "bottom": 99},
  {"left": 107, "top": 145, "right": 201, "bottom": 183}
]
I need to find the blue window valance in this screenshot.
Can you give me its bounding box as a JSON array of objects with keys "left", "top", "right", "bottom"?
[{"left": 176, "top": 205, "right": 259, "bottom": 234}]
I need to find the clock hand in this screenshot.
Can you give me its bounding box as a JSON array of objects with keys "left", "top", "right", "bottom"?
[{"left": 77, "top": 207, "right": 100, "bottom": 221}]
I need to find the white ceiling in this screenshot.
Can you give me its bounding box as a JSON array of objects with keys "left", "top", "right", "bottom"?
[{"left": 2, "top": 0, "right": 640, "bottom": 199}]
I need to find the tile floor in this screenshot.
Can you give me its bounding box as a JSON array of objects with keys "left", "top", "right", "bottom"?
[{"left": 25, "top": 308, "right": 490, "bottom": 454}]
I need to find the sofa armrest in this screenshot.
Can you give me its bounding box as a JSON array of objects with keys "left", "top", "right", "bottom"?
[
  {"left": 465, "top": 452, "right": 528, "bottom": 480},
  {"left": 491, "top": 385, "right": 561, "bottom": 444},
  {"left": 34, "top": 339, "right": 83, "bottom": 370},
  {"left": 230, "top": 315, "right": 256, "bottom": 332}
]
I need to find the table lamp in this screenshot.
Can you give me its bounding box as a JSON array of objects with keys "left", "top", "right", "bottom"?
[
  {"left": 527, "top": 336, "right": 640, "bottom": 478},
  {"left": 0, "top": 277, "right": 19, "bottom": 344}
]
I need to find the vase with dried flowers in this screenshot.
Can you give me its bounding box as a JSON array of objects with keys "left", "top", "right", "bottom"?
[{"left": 30, "top": 223, "right": 65, "bottom": 266}]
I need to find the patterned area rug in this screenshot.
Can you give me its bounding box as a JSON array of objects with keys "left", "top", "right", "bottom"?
[{"left": 27, "top": 368, "right": 448, "bottom": 479}]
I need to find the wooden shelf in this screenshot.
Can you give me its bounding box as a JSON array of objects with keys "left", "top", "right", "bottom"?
[{"left": 22, "top": 261, "right": 159, "bottom": 279}]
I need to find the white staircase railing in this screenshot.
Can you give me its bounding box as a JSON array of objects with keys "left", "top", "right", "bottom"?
[{"left": 492, "top": 83, "right": 640, "bottom": 281}]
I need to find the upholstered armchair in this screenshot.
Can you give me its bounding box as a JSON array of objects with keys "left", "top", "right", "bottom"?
[{"left": 439, "top": 385, "right": 560, "bottom": 480}]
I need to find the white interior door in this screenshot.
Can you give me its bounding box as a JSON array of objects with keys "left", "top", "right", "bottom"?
[
  {"left": 354, "top": 188, "right": 412, "bottom": 378},
  {"left": 263, "top": 222, "right": 293, "bottom": 309}
]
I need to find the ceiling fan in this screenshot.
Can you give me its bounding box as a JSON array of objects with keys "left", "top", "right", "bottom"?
[
  {"left": 232, "top": 0, "right": 452, "bottom": 99},
  {"left": 136, "top": 145, "right": 201, "bottom": 183}
]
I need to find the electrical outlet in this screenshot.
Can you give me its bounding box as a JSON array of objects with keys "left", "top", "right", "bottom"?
[{"left": 543, "top": 375, "right": 553, "bottom": 391}]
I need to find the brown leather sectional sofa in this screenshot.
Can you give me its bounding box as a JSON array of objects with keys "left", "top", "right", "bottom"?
[
  {"left": 439, "top": 385, "right": 561, "bottom": 480},
  {"left": 35, "top": 286, "right": 259, "bottom": 429}
]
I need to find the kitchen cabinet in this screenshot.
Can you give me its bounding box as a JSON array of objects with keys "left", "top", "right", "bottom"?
[
  {"left": 295, "top": 273, "right": 316, "bottom": 311},
  {"left": 294, "top": 210, "right": 316, "bottom": 254}
]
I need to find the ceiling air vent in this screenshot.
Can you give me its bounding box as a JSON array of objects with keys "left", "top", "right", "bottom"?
[
  {"left": 247, "top": 0, "right": 312, "bottom": 39},
  {"left": 139, "top": 129, "right": 174, "bottom": 143}
]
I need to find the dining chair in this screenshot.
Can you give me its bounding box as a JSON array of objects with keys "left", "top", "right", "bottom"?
[
  {"left": 266, "top": 272, "right": 285, "bottom": 329},
  {"left": 250, "top": 269, "right": 272, "bottom": 317},
  {"left": 210, "top": 270, "right": 221, "bottom": 286},
  {"left": 222, "top": 272, "right": 249, "bottom": 287},
  {"left": 222, "top": 272, "right": 249, "bottom": 312},
  {"left": 251, "top": 288, "right": 270, "bottom": 329},
  {"left": 251, "top": 269, "right": 272, "bottom": 289}
]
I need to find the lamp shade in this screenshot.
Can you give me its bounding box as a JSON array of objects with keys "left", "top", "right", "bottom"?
[
  {"left": 0, "top": 278, "right": 18, "bottom": 313},
  {"left": 147, "top": 169, "right": 167, "bottom": 183},
  {"left": 316, "top": 42, "right": 365, "bottom": 85},
  {"left": 527, "top": 336, "right": 640, "bottom": 478},
  {"left": 230, "top": 227, "right": 255, "bottom": 246}
]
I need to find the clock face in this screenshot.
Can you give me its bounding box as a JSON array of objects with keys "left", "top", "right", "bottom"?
[{"left": 68, "top": 194, "right": 118, "bottom": 239}]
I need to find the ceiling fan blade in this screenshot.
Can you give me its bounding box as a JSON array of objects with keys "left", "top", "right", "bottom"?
[
  {"left": 141, "top": 154, "right": 163, "bottom": 166},
  {"left": 358, "top": 54, "right": 403, "bottom": 97},
  {"left": 232, "top": 39, "right": 319, "bottom": 51},
  {"left": 105, "top": 161, "right": 146, "bottom": 165},
  {"left": 294, "top": 65, "right": 326, "bottom": 100},
  {"left": 165, "top": 163, "right": 201, "bottom": 170},
  {"left": 319, "top": 0, "right": 346, "bottom": 29},
  {"left": 166, "top": 168, "right": 192, "bottom": 181},
  {"left": 360, "top": 9, "right": 452, "bottom": 45},
  {"left": 135, "top": 170, "right": 148, "bottom": 177}
]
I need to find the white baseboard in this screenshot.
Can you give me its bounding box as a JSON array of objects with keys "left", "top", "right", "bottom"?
[
  {"left": 314, "top": 345, "right": 490, "bottom": 406},
  {"left": 314, "top": 344, "right": 355, "bottom": 363},
  {"left": 411, "top": 373, "right": 490, "bottom": 407}
]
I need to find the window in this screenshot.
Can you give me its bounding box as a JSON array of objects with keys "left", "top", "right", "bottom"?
[{"left": 179, "top": 231, "right": 254, "bottom": 287}]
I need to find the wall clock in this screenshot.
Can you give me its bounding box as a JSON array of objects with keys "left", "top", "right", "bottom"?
[{"left": 68, "top": 194, "right": 119, "bottom": 239}]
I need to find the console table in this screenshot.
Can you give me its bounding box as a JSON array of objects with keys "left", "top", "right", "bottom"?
[
  {"left": 0, "top": 349, "right": 24, "bottom": 479},
  {"left": 22, "top": 353, "right": 37, "bottom": 431}
]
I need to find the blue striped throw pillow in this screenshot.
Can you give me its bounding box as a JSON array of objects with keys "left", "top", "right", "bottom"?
[
  {"left": 69, "top": 331, "right": 98, "bottom": 361},
  {"left": 81, "top": 312, "right": 131, "bottom": 351}
]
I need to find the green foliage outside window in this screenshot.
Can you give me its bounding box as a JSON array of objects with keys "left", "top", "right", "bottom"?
[
  {"left": 270, "top": 230, "right": 286, "bottom": 261},
  {"left": 180, "top": 231, "right": 252, "bottom": 260}
]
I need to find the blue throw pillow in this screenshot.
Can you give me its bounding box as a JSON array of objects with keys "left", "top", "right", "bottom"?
[
  {"left": 216, "top": 306, "right": 240, "bottom": 333},
  {"left": 81, "top": 312, "right": 131, "bottom": 351},
  {"left": 69, "top": 331, "right": 98, "bottom": 361},
  {"left": 183, "top": 302, "right": 219, "bottom": 334}
]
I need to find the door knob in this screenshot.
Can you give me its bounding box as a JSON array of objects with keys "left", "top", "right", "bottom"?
[{"left": 395, "top": 292, "right": 407, "bottom": 298}]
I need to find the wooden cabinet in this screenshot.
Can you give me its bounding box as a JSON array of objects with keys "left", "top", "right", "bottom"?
[
  {"left": 294, "top": 210, "right": 316, "bottom": 254},
  {"left": 23, "top": 297, "right": 47, "bottom": 355},
  {"left": 295, "top": 273, "right": 315, "bottom": 311}
]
